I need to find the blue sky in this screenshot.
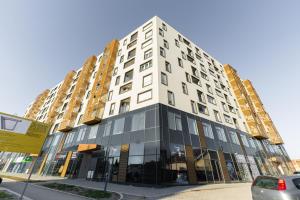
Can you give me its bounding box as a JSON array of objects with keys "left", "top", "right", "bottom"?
[{"left": 0, "top": 0, "right": 299, "bottom": 159}]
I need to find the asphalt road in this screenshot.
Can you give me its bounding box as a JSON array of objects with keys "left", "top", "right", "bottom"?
[{"left": 1, "top": 179, "right": 88, "bottom": 200}]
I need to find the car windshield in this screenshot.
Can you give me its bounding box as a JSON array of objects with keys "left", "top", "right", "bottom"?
[{"left": 293, "top": 178, "right": 300, "bottom": 189}]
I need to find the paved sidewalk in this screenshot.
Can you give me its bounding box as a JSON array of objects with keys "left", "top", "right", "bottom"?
[
  {"left": 1, "top": 172, "right": 252, "bottom": 200},
  {"left": 0, "top": 172, "right": 65, "bottom": 181},
  {"left": 58, "top": 179, "right": 252, "bottom": 199}
]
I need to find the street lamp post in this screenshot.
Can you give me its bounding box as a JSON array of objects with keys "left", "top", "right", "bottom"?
[{"left": 104, "top": 146, "right": 116, "bottom": 192}]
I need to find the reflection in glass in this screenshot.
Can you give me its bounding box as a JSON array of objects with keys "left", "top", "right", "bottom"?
[
  {"left": 127, "top": 156, "right": 144, "bottom": 183},
  {"left": 129, "top": 143, "right": 144, "bottom": 156},
  {"left": 144, "top": 155, "right": 157, "bottom": 184}
]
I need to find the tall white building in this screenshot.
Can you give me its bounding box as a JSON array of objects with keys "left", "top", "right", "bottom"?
[{"left": 1, "top": 16, "right": 294, "bottom": 185}]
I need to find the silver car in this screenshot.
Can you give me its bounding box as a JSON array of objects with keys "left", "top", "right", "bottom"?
[{"left": 252, "top": 175, "right": 300, "bottom": 200}]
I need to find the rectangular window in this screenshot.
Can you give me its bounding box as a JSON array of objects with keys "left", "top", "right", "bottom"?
[
  {"left": 141, "top": 38, "right": 153, "bottom": 49},
  {"left": 175, "top": 114, "right": 182, "bottom": 131},
  {"left": 163, "top": 40, "right": 169, "bottom": 49},
  {"left": 214, "top": 110, "right": 222, "bottom": 122},
  {"left": 160, "top": 47, "right": 166, "bottom": 57},
  {"left": 137, "top": 90, "right": 152, "bottom": 103},
  {"left": 127, "top": 40, "right": 137, "bottom": 49},
  {"left": 224, "top": 114, "right": 232, "bottom": 124},
  {"left": 127, "top": 48, "right": 136, "bottom": 59},
  {"left": 168, "top": 112, "right": 183, "bottom": 131},
  {"left": 132, "top": 112, "right": 145, "bottom": 131},
  {"left": 182, "top": 82, "right": 188, "bottom": 94},
  {"left": 202, "top": 122, "right": 214, "bottom": 139},
  {"left": 62, "top": 103, "right": 68, "bottom": 111},
  {"left": 113, "top": 67, "right": 118, "bottom": 76},
  {"left": 168, "top": 91, "right": 175, "bottom": 105},
  {"left": 200, "top": 64, "right": 206, "bottom": 72},
  {"left": 230, "top": 131, "right": 240, "bottom": 145},
  {"left": 191, "top": 66, "right": 199, "bottom": 77},
  {"left": 119, "top": 82, "right": 132, "bottom": 94},
  {"left": 191, "top": 100, "right": 197, "bottom": 114},
  {"left": 119, "top": 55, "right": 124, "bottom": 63},
  {"left": 143, "top": 21, "right": 152, "bottom": 31},
  {"left": 181, "top": 51, "right": 187, "bottom": 60},
  {"left": 103, "top": 121, "right": 112, "bottom": 136},
  {"left": 119, "top": 98, "right": 130, "bottom": 114},
  {"left": 161, "top": 72, "right": 168, "bottom": 85},
  {"left": 159, "top": 28, "right": 164, "bottom": 36},
  {"left": 162, "top": 23, "right": 167, "bottom": 31},
  {"left": 88, "top": 125, "right": 98, "bottom": 139},
  {"left": 124, "top": 69, "right": 133, "bottom": 83},
  {"left": 241, "top": 135, "right": 249, "bottom": 147},
  {"left": 201, "top": 72, "right": 209, "bottom": 80},
  {"left": 115, "top": 76, "right": 120, "bottom": 86},
  {"left": 207, "top": 95, "right": 216, "bottom": 105},
  {"left": 86, "top": 91, "right": 91, "bottom": 99},
  {"left": 175, "top": 39, "right": 180, "bottom": 47},
  {"left": 187, "top": 117, "right": 198, "bottom": 135},
  {"left": 216, "top": 127, "right": 227, "bottom": 142},
  {"left": 143, "top": 73, "right": 152, "bottom": 87},
  {"left": 178, "top": 58, "right": 183, "bottom": 67},
  {"left": 140, "top": 60, "right": 152, "bottom": 72},
  {"left": 197, "top": 90, "right": 206, "bottom": 103},
  {"left": 192, "top": 76, "right": 201, "bottom": 86},
  {"left": 77, "top": 128, "right": 86, "bottom": 142},
  {"left": 117, "top": 49, "right": 122, "bottom": 56},
  {"left": 178, "top": 34, "right": 183, "bottom": 42},
  {"left": 144, "top": 48, "right": 152, "bottom": 59},
  {"left": 113, "top": 118, "right": 125, "bottom": 135},
  {"left": 109, "top": 103, "right": 115, "bottom": 115},
  {"left": 130, "top": 32, "right": 138, "bottom": 42},
  {"left": 222, "top": 102, "right": 229, "bottom": 112},
  {"left": 108, "top": 91, "right": 113, "bottom": 101},
  {"left": 228, "top": 105, "right": 236, "bottom": 113},
  {"left": 206, "top": 84, "right": 213, "bottom": 94},
  {"left": 215, "top": 89, "right": 223, "bottom": 97},
  {"left": 224, "top": 94, "right": 231, "bottom": 104},
  {"left": 168, "top": 112, "right": 175, "bottom": 130},
  {"left": 124, "top": 58, "right": 135, "bottom": 69},
  {"left": 198, "top": 103, "right": 209, "bottom": 115},
  {"left": 182, "top": 74, "right": 190, "bottom": 85},
  {"left": 145, "top": 30, "right": 152, "bottom": 39},
  {"left": 165, "top": 61, "right": 171, "bottom": 73}
]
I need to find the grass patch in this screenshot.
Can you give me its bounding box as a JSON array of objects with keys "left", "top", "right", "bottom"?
[
  {"left": 43, "top": 183, "right": 112, "bottom": 199},
  {"left": 0, "top": 191, "right": 14, "bottom": 199}
]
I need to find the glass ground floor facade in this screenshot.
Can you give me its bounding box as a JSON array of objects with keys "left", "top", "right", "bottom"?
[{"left": 0, "top": 104, "right": 295, "bottom": 185}]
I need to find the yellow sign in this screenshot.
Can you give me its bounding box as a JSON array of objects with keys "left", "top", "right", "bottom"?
[{"left": 0, "top": 112, "right": 51, "bottom": 154}]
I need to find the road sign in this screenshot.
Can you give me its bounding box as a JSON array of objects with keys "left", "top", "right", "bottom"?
[{"left": 0, "top": 112, "right": 51, "bottom": 154}]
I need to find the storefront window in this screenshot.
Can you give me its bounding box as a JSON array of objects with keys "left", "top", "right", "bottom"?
[
  {"left": 194, "top": 148, "right": 208, "bottom": 183},
  {"left": 109, "top": 145, "right": 121, "bottom": 157},
  {"left": 144, "top": 155, "right": 157, "bottom": 184},
  {"left": 127, "top": 156, "right": 144, "bottom": 183}
]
